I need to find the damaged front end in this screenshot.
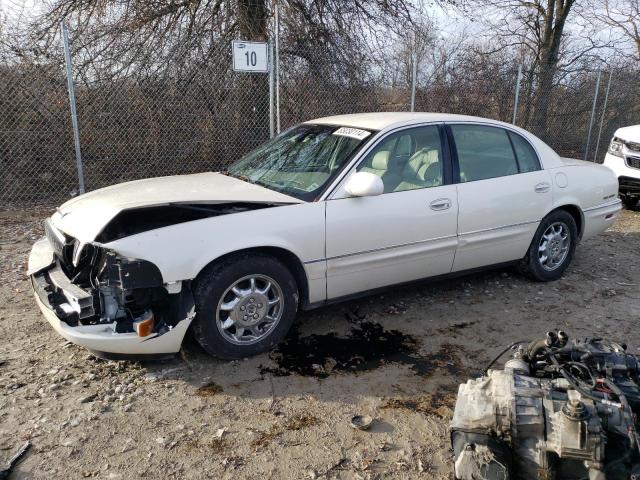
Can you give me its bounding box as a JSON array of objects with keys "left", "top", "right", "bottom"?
[{"left": 29, "top": 218, "right": 194, "bottom": 358}]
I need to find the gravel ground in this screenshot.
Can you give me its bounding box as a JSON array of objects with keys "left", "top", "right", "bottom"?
[{"left": 0, "top": 206, "right": 639, "bottom": 479}]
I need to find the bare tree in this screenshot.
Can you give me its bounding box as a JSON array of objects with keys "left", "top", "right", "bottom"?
[
  {"left": 464, "top": 0, "right": 583, "bottom": 136},
  {"left": 597, "top": 0, "right": 640, "bottom": 59}
]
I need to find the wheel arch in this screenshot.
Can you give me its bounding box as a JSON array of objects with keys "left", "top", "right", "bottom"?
[
  {"left": 547, "top": 204, "right": 584, "bottom": 239},
  {"left": 194, "top": 246, "right": 310, "bottom": 308}
]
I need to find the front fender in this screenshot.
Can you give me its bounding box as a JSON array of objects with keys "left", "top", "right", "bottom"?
[{"left": 103, "top": 202, "right": 326, "bottom": 284}]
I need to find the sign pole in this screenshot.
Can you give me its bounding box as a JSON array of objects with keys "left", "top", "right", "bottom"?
[
  {"left": 275, "top": 1, "right": 281, "bottom": 134},
  {"left": 584, "top": 69, "right": 602, "bottom": 162},
  {"left": 512, "top": 65, "right": 522, "bottom": 125},
  {"left": 269, "top": 41, "right": 275, "bottom": 138},
  {"left": 593, "top": 71, "right": 612, "bottom": 163}
]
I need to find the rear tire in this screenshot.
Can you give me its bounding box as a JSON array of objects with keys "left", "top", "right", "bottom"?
[
  {"left": 193, "top": 253, "right": 298, "bottom": 359},
  {"left": 520, "top": 210, "right": 577, "bottom": 282}
]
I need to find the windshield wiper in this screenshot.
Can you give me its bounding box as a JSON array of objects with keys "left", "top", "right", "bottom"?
[{"left": 225, "top": 171, "right": 255, "bottom": 184}]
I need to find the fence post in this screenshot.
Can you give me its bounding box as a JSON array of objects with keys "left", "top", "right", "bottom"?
[
  {"left": 409, "top": 33, "right": 417, "bottom": 112},
  {"left": 61, "top": 21, "right": 85, "bottom": 194},
  {"left": 274, "top": 1, "right": 281, "bottom": 134},
  {"left": 269, "top": 40, "right": 275, "bottom": 138},
  {"left": 584, "top": 69, "right": 602, "bottom": 162},
  {"left": 593, "top": 71, "right": 612, "bottom": 163},
  {"left": 512, "top": 65, "right": 522, "bottom": 125}
]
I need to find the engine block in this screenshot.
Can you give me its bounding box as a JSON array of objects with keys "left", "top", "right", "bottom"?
[{"left": 451, "top": 332, "right": 640, "bottom": 480}]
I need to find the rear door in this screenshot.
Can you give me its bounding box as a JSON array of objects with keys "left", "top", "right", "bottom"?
[
  {"left": 324, "top": 124, "right": 459, "bottom": 299},
  {"left": 448, "top": 123, "right": 553, "bottom": 272}
]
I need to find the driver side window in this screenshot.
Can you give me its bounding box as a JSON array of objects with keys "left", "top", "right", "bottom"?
[{"left": 356, "top": 125, "right": 443, "bottom": 194}]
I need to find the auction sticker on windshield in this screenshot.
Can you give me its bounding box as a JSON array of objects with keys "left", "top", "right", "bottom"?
[{"left": 333, "top": 127, "right": 371, "bottom": 140}]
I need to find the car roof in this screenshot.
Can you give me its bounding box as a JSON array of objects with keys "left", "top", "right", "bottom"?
[{"left": 306, "top": 112, "right": 509, "bottom": 131}]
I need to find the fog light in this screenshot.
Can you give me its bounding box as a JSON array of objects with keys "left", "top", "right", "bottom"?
[{"left": 133, "top": 310, "right": 154, "bottom": 337}]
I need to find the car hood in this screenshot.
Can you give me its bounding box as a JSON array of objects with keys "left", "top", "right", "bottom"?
[
  {"left": 52, "top": 172, "right": 302, "bottom": 242},
  {"left": 615, "top": 125, "right": 640, "bottom": 143}
]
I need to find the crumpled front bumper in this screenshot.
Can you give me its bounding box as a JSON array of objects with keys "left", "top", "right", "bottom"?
[{"left": 28, "top": 237, "right": 193, "bottom": 357}]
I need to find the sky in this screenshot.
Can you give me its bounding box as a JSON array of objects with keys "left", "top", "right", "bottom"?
[{"left": 0, "top": 0, "right": 634, "bottom": 61}]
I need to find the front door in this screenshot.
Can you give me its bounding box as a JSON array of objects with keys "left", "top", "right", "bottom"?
[{"left": 324, "top": 124, "right": 459, "bottom": 299}]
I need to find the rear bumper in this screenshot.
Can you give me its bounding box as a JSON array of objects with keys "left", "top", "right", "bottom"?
[
  {"left": 582, "top": 199, "right": 622, "bottom": 241},
  {"left": 29, "top": 238, "right": 193, "bottom": 356}
]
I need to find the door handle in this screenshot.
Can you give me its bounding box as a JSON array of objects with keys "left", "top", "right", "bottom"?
[
  {"left": 430, "top": 198, "right": 451, "bottom": 211},
  {"left": 535, "top": 182, "right": 551, "bottom": 193}
]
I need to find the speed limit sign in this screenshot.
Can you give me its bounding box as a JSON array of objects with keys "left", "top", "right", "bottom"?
[{"left": 232, "top": 41, "right": 269, "bottom": 73}]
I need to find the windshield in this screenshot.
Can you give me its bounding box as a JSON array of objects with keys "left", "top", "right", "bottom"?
[{"left": 227, "top": 124, "right": 373, "bottom": 200}]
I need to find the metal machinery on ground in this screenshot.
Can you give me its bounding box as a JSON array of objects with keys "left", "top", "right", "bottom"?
[{"left": 451, "top": 332, "right": 640, "bottom": 479}]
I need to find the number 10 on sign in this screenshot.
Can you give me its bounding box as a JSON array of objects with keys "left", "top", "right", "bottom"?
[{"left": 232, "top": 41, "right": 269, "bottom": 73}]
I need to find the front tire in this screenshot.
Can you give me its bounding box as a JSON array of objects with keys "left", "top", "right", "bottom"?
[
  {"left": 193, "top": 253, "right": 298, "bottom": 359},
  {"left": 521, "top": 210, "right": 577, "bottom": 282},
  {"left": 621, "top": 195, "right": 638, "bottom": 210}
]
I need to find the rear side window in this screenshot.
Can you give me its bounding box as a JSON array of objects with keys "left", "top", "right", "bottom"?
[
  {"left": 508, "top": 132, "right": 540, "bottom": 173},
  {"left": 451, "top": 125, "right": 519, "bottom": 182}
]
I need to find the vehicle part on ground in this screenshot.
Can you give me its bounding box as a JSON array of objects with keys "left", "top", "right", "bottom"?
[
  {"left": 192, "top": 253, "right": 298, "bottom": 359},
  {"left": 0, "top": 441, "right": 31, "bottom": 480},
  {"left": 451, "top": 331, "right": 640, "bottom": 480},
  {"left": 350, "top": 415, "right": 374, "bottom": 430}
]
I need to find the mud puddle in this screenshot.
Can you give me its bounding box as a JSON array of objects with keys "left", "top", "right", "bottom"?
[{"left": 261, "top": 321, "right": 468, "bottom": 379}]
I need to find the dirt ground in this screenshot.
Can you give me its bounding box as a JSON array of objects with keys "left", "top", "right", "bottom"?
[{"left": 1, "top": 206, "right": 639, "bottom": 479}]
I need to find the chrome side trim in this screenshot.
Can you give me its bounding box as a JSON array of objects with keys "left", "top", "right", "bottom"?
[
  {"left": 583, "top": 199, "right": 622, "bottom": 212},
  {"left": 304, "top": 233, "right": 458, "bottom": 264},
  {"left": 304, "top": 258, "right": 326, "bottom": 265},
  {"left": 306, "top": 220, "right": 543, "bottom": 265},
  {"left": 459, "top": 220, "right": 540, "bottom": 237}
]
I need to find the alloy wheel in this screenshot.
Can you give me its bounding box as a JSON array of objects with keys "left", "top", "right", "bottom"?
[
  {"left": 215, "top": 274, "right": 284, "bottom": 345},
  {"left": 538, "top": 222, "right": 570, "bottom": 272}
]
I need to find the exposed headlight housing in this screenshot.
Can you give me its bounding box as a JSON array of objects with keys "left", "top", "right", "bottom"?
[
  {"left": 608, "top": 137, "right": 624, "bottom": 157},
  {"left": 72, "top": 240, "right": 86, "bottom": 267}
]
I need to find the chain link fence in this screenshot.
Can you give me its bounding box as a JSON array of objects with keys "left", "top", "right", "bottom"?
[{"left": 1, "top": 20, "right": 639, "bottom": 205}]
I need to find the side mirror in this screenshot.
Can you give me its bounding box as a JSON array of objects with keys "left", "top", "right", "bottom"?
[{"left": 344, "top": 172, "right": 384, "bottom": 197}]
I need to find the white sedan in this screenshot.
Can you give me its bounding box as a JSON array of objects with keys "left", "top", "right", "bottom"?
[{"left": 28, "top": 113, "right": 621, "bottom": 359}]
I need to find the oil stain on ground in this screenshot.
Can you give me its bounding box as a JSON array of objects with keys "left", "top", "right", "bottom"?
[
  {"left": 260, "top": 321, "right": 466, "bottom": 379},
  {"left": 194, "top": 381, "right": 224, "bottom": 397},
  {"left": 382, "top": 386, "right": 458, "bottom": 418}
]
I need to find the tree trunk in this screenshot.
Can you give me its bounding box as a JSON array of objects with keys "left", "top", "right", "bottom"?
[
  {"left": 530, "top": 0, "right": 575, "bottom": 140},
  {"left": 531, "top": 58, "right": 555, "bottom": 138}
]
